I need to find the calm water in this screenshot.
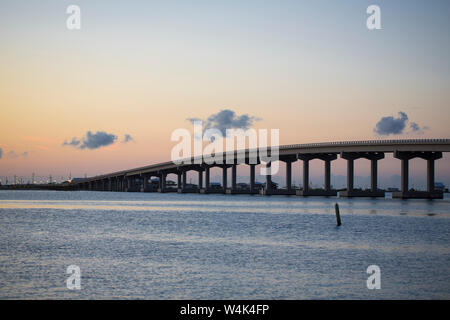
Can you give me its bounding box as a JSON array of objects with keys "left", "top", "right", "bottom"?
[{"left": 0, "top": 190, "right": 449, "bottom": 299}]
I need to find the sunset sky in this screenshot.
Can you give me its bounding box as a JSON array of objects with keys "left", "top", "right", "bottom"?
[{"left": 1, "top": 0, "right": 450, "bottom": 187}]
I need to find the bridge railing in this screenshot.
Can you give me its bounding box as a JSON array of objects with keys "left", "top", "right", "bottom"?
[{"left": 74, "top": 139, "right": 450, "bottom": 184}]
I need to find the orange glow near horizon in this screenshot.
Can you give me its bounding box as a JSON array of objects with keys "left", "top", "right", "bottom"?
[{"left": 1, "top": 1, "right": 450, "bottom": 185}]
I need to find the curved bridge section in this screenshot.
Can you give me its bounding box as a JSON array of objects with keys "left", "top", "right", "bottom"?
[{"left": 71, "top": 139, "right": 450, "bottom": 199}]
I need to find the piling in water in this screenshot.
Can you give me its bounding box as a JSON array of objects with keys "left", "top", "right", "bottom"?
[{"left": 335, "top": 203, "right": 341, "bottom": 226}]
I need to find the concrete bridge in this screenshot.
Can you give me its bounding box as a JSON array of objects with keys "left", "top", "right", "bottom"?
[{"left": 70, "top": 139, "right": 450, "bottom": 199}]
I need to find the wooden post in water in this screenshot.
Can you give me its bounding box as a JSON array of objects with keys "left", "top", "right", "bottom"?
[{"left": 335, "top": 203, "right": 341, "bottom": 226}]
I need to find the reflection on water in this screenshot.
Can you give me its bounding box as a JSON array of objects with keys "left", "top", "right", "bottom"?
[
  {"left": 1, "top": 194, "right": 449, "bottom": 217},
  {"left": 0, "top": 190, "right": 449, "bottom": 299}
]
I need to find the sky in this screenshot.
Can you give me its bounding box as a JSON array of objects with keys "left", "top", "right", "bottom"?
[{"left": 0, "top": 0, "right": 450, "bottom": 187}]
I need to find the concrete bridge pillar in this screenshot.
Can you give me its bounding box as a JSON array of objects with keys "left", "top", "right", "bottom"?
[
  {"left": 182, "top": 171, "right": 187, "bottom": 189},
  {"left": 177, "top": 172, "right": 182, "bottom": 190},
  {"left": 198, "top": 169, "right": 203, "bottom": 189},
  {"left": 302, "top": 159, "right": 309, "bottom": 192},
  {"left": 401, "top": 158, "right": 409, "bottom": 193},
  {"left": 222, "top": 166, "right": 227, "bottom": 192},
  {"left": 393, "top": 151, "right": 415, "bottom": 193},
  {"left": 340, "top": 152, "right": 384, "bottom": 197},
  {"left": 427, "top": 159, "right": 435, "bottom": 192},
  {"left": 426, "top": 152, "right": 442, "bottom": 192},
  {"left": 280, "top": 156, "right": 296, "bottom": 193},
  {"left": 161, "top": 173, "right": 166, "bottom": 191},
  {"left": 394, "top": 151, "right": 442, "bottom": 198},
  {"left": 370, "top": 159, "right": 378, "bottom": 192},
  {"left": 142, "top": 174, "right": 148, "bottom": 192},
  {"left": 120, "top": 177, "right": 126, "bottom": 192},
  {"left": 286, "top": 160, "right": 292, "bottom": 191},
  {"left": 126, "top": 176, "right": 131, "bottom": 192},
  {"left": 205, "top": 166, "right": 210, "bottom": 190},
  {"left": 297, "top": 153, "right": 337, "bottom": 196},
  {"left": 157, "top": 173, "right": 166, "bottom": 192},
  {"left": 249, "top": 164, "right": 255, "bottom": 192},
  {"left": 265, "top": 162, "right": 272, "bottom": 192},
  {"left": 346, "top": 158, "right": 354, "bottom": 192},
  {"left": 324, "top": 160, "right": 331, "bottom": 191},
  {"left": 231, "top": 164, "right": 237, "bottom": 191}
]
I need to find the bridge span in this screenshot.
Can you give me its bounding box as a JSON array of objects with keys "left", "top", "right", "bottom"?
[{"left": 70, "top": 139, "right": 450, "bottom": 199}]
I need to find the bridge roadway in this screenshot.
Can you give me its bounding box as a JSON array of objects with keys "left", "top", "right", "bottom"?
[{"left": 70, "top": 139, "right": 450, "bottom": 199}]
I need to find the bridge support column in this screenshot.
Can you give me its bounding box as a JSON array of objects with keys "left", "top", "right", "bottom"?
[
  {"left": 393, "top": 151, "right": 443, "bottom": 199},
  {"left": 205, "top": 167, "right": 210, "bottom": 190},
  {"left": 347, "top": 158, "right": 354, "bottom": 192},
  {"left": 142, "top": 174, "right": 148, "bottom": 192},
  {"left": 126, "top": 176, "right": 131, "bottom": 192},
  {"left": 159, "top": 173, "right": 166, "bottom": 192},
  {"left": 198, "top": 170, "right": 203, "bottom": 190},
  {"left": 402, "top": 159, "right": 409, "bottom": 193},
  {"left": 231, "top": 164, "right": 237, "bottom": 191},
  {"left": 427, "top": 159, "right": 435, "bottom": 193},
  {"left": 177, "top": 170, "right": 187, "bottom": 193},
  {"left": 370, "top": 159, "right": 378, "bottom": 192},
  {"left": 302, "top": 159, "right": 309, "bottom": 193},
  {"left": 162, "top": 174, "right": 166, "bottom": 191},
  {"left": 340, "top": 152, "right": 384, "bottom": 197},
  {"left": 296, "top": 153, "right": 338, "bottom": 196},
  {"left": 222, "top": 166, "right": 227, "bottom": 192},
  {"left": 286, "top": 160, "right": 292, "bottom": 192},
  {"left": 250, "top": 164, "right": 255, "bottom": 192},
  {"left": 177, "top": 172, "right": 182, "bottom": 190},
  {"left": 262, "top": 162, "right": 272, "bottom": 195},
  {"left": 278, "top": 155, "right": 297, "bottom": 195},
  {"left": 324, "top": 160, "right": 331, "bottom": 191}
]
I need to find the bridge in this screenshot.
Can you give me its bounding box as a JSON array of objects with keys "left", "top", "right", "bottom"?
[{"left": 70, "top": 139, "right": 450, "bottom": 199}]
